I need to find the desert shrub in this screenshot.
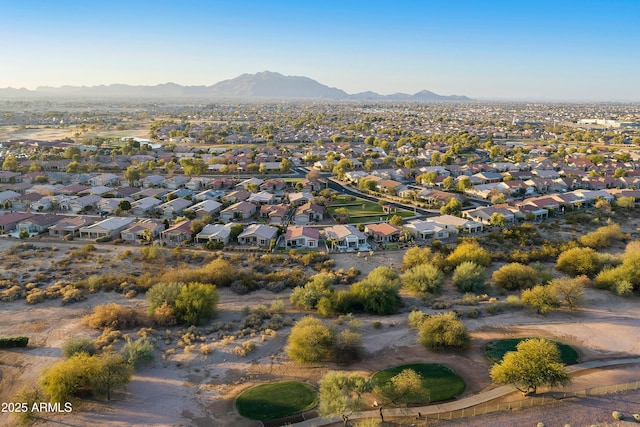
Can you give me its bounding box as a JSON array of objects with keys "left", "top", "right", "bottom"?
[
  {"left": 269, "top": 298, "right": 285, "bottom": 314},
  {"left": 152, "top": 301, "right": 177, "bottom": 326},
  {"left": 492, "top": 263, "right": 540, "bottom": 290},
  {"left": 446, "top": 240, "right": 491, "bottom": 270},
  {"left": 62, "top": 337, "right": 96, "bottom": 358},
  {"left": 408, "top": 310, "right": 429, "bottom": 328},
  {"left": 83, "top": 303, "right": 142, "bottom": 330},
  {"left": 431, "top": 300, "right": 452, "bottom": 310},
  {"left": 120, "top": 337, "right": 155, "bottom": 368},
  {"left": 26, "top": 289, "right": 45, "bottom": 304},
  {"left": 402, "top": 247, "right": 432, "bottom": 270},
  {"left": 418, "top": 311, "right": 470, "bottom": 351},
  {"left": 94, "top": 328, "right": 123, "bottom": 350},
  {"left": 549, "top": 276, "right": 588, "bottom": 308},
  {"left": 556, "top": 247, "right": 601, "bottom": 278},
  {"left": 286, "top": 316, "right": 335, "bottom": 363},
  {"left": 458, "top": 293, "right": 480, "bottom": 306},
  {"left": 290, "top": 273, "right": 334, "bottom": 310},
  {"left": 452, "top": 261, "right": 486, "bottom": 293},
  {"left": 612, "top": 411, "right": 624, "bottom": 420},
  {"left": 349, "top": 267, "right": 402, "bottom": 315},
  {"left": 505, "top": 295, "right": 524, "bottom": 308},
  {"left": 1, "top": 285, "right": 24, "bottom": 302},
  {"left": 0, "top": 336, "right": 29, "bottom": 348},
  {"left": 173, "top": 282, "right": 219, "bottom": 326},
  {"left": 11, "top": 388, "right": 43, "bottom": 425},
  {"left": 579, "top": 224, "right": 626, "bottom": 249},
  {"left": 61, "top": 286, "right": 85, "bottom": 304},
  {"left": 401, "top": 263, "right": 445, "bottom": 296},
  {"left": 521, "top": 285, "right": 559, "bottom": 314}
]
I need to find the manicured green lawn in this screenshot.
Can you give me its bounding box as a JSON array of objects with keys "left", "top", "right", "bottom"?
[
  {"left": 235, "top": 381, "right": 318, "bottom": 420},
  {"left": 485, "top": 338, "right": 579, "bottom": 365},
  {"left": 329, "top": 196, "right": 414, "bottom": 223},
  {"left": 371, "top": 363, "right": 465, "bottom": 404}
]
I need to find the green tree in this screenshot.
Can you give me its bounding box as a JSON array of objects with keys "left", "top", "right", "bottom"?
[
  {"left": 287, "top": 316, "right": 335, "bottom": 363},
  {"left": 92, "top": 353, "right": 134, "bottom": 400},
  {"left": 280, "top": 157, "right": 292, "bottom": 173},
  {"left": 401, "top": 263, "right": 444, "bottom": 296},
  {"left": 374, "top": 369, "right": 430, "bottom": 407},
  {"left": 118, "top": 200, "right": 132, "bottom": 211},
  {"left": 333, "top": 329, "right": 364, "bottom": 365},
  {"left": 388, "top": 215, "right": 403, "bottom": 226},
  {"left": 446, "top": 240, "right": 491, "bottom": 269},
  {"left": 124, "top": 165, "right": 141, "bottom": 186},
  {"left": 418, "top": 311, "right": 470, "bottom": 351},
  {"left": 490, "top": 338, "right": 570, "bottom": 395},
  {"left": 521, "top": 285, "right": 559, "bottom": 314},
  {"left": 318, "top": 371, "right": 371, "bottom": 426},
  {"left": 440, "top": 197, "right": 462, "bottom": 216},
  {"left": 556, "top": 247, "right": 601, "bottom": 277},
  {"left": 146, "top": 282, "right": 183, "bottom": 316},
  {"left": 402, "top": 247, "right": 432, "bottom": 271},
  {"left": 452, "top": 261, "right": 486, "bottom": 293},
  {"left": 492, "top": 263, "right": 541, "bottom": 290},
  {"left": 549, "top": 275, "right": 588, "bottom": 309},
  {"left": 350, "top": 267, "right": 402, "bottom": 315},
  {"left": 2, "top": 154, "right": 19, "bottom": 172},
  {"left": 489, "top": 212, "right": 507, "bottom": 227},
  {"left": 173, "top": 282, "right": 219, "bottom": 326},
  {"left": 290, "top": 273, "right": 334, "bottom": 310}
]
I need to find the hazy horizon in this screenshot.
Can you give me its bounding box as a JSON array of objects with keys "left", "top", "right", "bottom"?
[{"left": 1, "top": 0, "right": 639, "bottom": 102}]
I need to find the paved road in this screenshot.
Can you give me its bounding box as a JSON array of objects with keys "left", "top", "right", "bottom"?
[{"left": 290, "top": 357, "right": 640, "bottom": 427}]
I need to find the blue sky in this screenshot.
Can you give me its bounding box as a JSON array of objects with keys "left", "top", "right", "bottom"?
[{"left": 1, "top": 0, "right": 639, "bottom": 101}]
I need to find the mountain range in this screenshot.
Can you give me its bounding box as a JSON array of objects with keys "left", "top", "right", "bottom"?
[{"left": 0, "top": 71, "right": 471, "bottom": 101}]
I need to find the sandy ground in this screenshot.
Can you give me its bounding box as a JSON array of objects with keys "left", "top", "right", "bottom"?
[{"left": 1, "top": 249, "right": 640, "bottom": 427}]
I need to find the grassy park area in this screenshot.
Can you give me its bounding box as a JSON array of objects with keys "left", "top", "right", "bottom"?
[
  {"left": 235, "top": 381, "right": 318, "bottom": 420},
  {"left": 371, "top": 363, "right": 465, "bottom": 404},
  {"left": 485, "top": 338, "right": 579, "bottom": 365}
]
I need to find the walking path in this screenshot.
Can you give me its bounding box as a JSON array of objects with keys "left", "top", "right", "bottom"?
[{"left": 290, "top": 357, "right": 640, "bottom": 426}]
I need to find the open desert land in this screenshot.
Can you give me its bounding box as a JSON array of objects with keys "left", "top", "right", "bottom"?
[{"left": 1, "top": 240, "right": 640, "bottom": 427}]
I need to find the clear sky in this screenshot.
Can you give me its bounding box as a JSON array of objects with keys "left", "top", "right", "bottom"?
[{"left": 1, "top": 0, "right": 639, "bottom": 101}]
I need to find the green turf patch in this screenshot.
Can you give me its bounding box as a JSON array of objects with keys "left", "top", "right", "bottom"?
[
  {"left": 371, "top": 363, "right": 465, "bottom": 404},
  {"left": 485, "top": 338, "right": 579, "bottom": 365},
  {"left": 236, "top": 381, "right": 318, "bottom": 420}
]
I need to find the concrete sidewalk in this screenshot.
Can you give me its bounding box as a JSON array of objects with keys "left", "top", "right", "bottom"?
[{"left": 289, "top": 357, "right": 640, "bottom": 427}]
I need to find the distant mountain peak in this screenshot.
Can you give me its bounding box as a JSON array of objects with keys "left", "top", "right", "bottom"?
[{"left": 0, "top": 72, "right": 471, "bottom": 101}]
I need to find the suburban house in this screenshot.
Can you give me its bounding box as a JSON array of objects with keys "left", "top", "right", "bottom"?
[
  {"left": 160, "top": 220, "right": 192, "bottom": 244},
  {"left": 120, "top": 219, "right": 164, "bottom": 242},
  {"left": 49, "top": 216, "right": 96, "bottom": 238},
  {"left": 69, "top": 194, "right": 102, "bottom": 213},
  {"left": 260, "top": 204, "right": 290, "bottom": 224},
  {"left": 191, "top": 199, "right": 222, "bottom": 218},
  {"left": 141, "top": 174, "right": 165, "bottom": 188},
  {"left": 463, "top": 206, "right": 516, "bottom": 225},
  {"left": 323, "top": 224, "right": 368, "bottom": 252},
  {"left": 237, "top": 224, "right": 278, "bottom": 247},
  {"left": 364, "top": 222, "right": 403, "bottom": 243},
  {"left": 284, "top": 226, "right": 321, "bottom": 249},
  {"left": 0, "top": 212, "right": 34, "bottom": 232},
  {"left": 293, "top": 202, "right": 324, "bottom": 225},
  {"left": 287, "top": 192, "right": 315, "bottom": 206},
  {"left": 16, "top": 214, "right": 64, "bottom": 234},
  {"left": 247, "top": 191, "right": 276, "bottom": 205},
  {"left": 428, "top": 215, "right": 484, "bottom": 234},
  {"left": 195, "top": 223, "right": 234, "bottom": 245},
  {"left": 131, "top": 197, "right": 162, "bottom": 216},
  {"left": 222, "top": 190, "right": 251, "bottom": 203},
  {"left": 164, "top": 175, "right": 189, "bottom": 190},
  {"left": 403, "top": 219, "right": 449, "bottom": 241},
  {"left": 79, "top": 217, "right": 135, "bottom": 239},
  {"left": 159, "top": 198, "right": 192, "bottom": 218},
  {"left": 0, "top": 190, "right": 21, "bottom": 207},
  {"left": 88, "top": 173, "right": 119, "bottom": 187},
  {"left": 219, "top": 201, "right": 256, "bottom": 222}
]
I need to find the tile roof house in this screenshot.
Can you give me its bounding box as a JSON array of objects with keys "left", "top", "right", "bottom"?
[
  {"left": 159, "top": 197, "right": 192, "bottom": 218},
  {"left": 293, "top": 202, "right": 324, "bottom": 225},
  {"left": 323, "top": 224, "right": 368, "bottom": 252},
  {"left": 16, "top": 214, "right": 65, "bottom": 233},
  {"left": 364, "top": 222, "right": 403, "bottom": 243},
  {"left": 131, "top": 197, "right": 162, "bottom": 216},
  {"left": 427, "top": 214, "right": 484, "bottom": 234},
  {"left": 79, "top": 217, "right": 135, "bottom": 239},
  {"left": 284, "top": 226, "right": 321, "bottom": 249},
  {"left": 220, "top": 201, "right": 257, "bottom": 223},
  {"left": 403, "top": 219, "right": 449, "bottom": 241},
  {"left": 237, "top": 224, "right": 278, "bottom": 247},
  {"left": 120, "top": 219, "right": 164, "bottom": 242},
  {"left": 195, "top": 223, "right": 235, "bottom": 245},
  {"left": 49, "top": 216, "right": 96, "bottom": 238},
  {"left": 191, "top": 199, "right": 222, "bottom": 218},
  {"left": 0, "top": 212, "right": 35, "bottom": 232},
  {"left": 160, "top": 220, "right": 193, "bottom": 244},
  {"left": 260, "top": 203, "right": 290, "bottom": 224}
]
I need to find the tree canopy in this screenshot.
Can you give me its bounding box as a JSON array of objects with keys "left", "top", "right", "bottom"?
[{"left": 490, "top": 338, "right": 570, "bottom": 395}]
